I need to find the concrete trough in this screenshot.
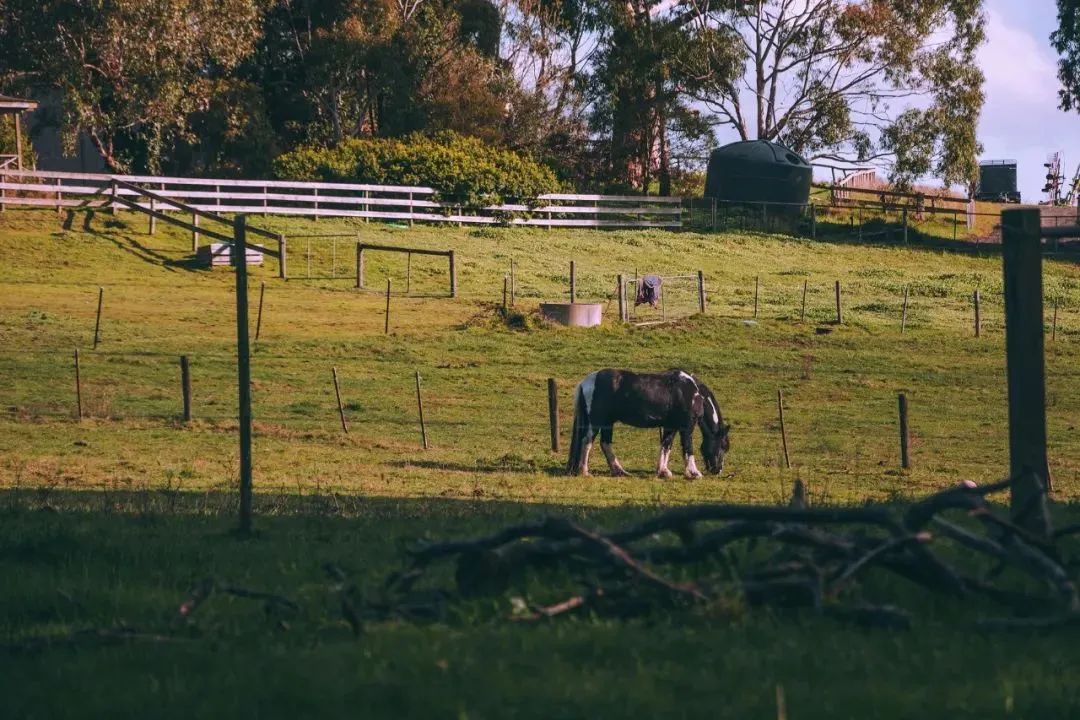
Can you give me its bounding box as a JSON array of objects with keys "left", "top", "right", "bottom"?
[{"left": 540, "top": 302, "right": 603, "bottom": 327}]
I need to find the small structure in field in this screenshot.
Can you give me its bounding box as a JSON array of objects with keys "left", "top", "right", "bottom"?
[
  {"left": 540, "top": 302, "right": 602, "bottom": 327},
  {"left": 198, "top": 242, "right": 264, "bottom": 268}
]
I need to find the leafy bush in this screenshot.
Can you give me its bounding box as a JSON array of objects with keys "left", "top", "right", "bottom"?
[{"left": 273, "top": 131, "right": 561, "bottom": 207}]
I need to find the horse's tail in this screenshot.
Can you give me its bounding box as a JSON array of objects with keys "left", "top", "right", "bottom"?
[{"left": 566, "top": 383, "right": 588, "bottom": 475}]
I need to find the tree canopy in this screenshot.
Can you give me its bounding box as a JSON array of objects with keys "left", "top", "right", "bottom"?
[
  {"left": 0, "top": 0, "right": 989, "bottom": 191},
  {"left": 1054, "top": 0, "right": 1080, "bottom": 111}
]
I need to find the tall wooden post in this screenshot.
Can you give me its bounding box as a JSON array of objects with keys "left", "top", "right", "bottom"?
[
  {"left": 93, "top": 287, "right": 104, "bottom": 349},
  {"left": 180, "top": 355, "right": 192, "bottom": 422},
  {"left": 415, "top": 371, "right": 428, "bottom": 449},
  {"left": 777, "top": 389, "right": 791, "bottom": 469},
  {"left": 697, "top": 270, "right": 706, "bottom": 314},
  {"left": 834, "top": 281, "right": 843, "bottom": 324},
  {"left": 1052, "top": 300, "right": 1059, "bottom": 342},
  {"left": 356, "top": 244, "right": 365, "bottom": 289},
  {"left": 449, "top": 250, "right": 457, "bottom": 298},
  {"left": 255, "top": 281, "right": 266, "bottom": 341},
  {"left": 898, "top": 393, "right": 910, "bottom": 470},
  {"left": 800, "top": 280, "right": 808, "bottom": 323},
  {"left": 234, "top": 216, "right": 254, "bottom": 535},
  {"left": 278, "top": 234, "right": 287, "bottom": 280},
  {"left": 192, "top": 213, "right": 200, "bottom": 253},
  {"left": 901, "top": 286, "right": 909, "bottom": 334},
  {"left": 570, "top": 261, "right": 576, "bottom": 303},
  {"left": 1001, "top": 208, "right": 1052, "bottom": 534},
  {"left": 384, "top": 279, "right": 392, "bottom": 334},
  {"left": 753, "top": 276, "right": 760, "bottom": 318},
  {"left": 332, "top": 367, "right": 349, "bottom": 434},
  {"left": 510, "top": 258, "right": 516, "bottom": 305},
  {"left": 617, "top": 274, "right": 626, "bottom": 322},
  {"left": 547, "top": 378, "right": 560, "bottom": 453},
  {"left": 901, "top": 206, "right": 908, "bottom": 244},
  {"left": 973, "top": 289, "right": 981, "bottom": 338},
  {"left": 74, "top": 348, "right": 83, "bottom": 421}
]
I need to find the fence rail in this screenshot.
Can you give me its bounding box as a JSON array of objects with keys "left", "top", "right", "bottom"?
[{"left": 0, "top": 169, "right": 682, "bottom": 229}]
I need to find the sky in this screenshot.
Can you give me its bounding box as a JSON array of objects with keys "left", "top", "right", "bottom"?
[
  {"left": 704, "top": 0, "right": 1076, "bottom": 202},
  {"left": 977, "top": 0, "right": 1077, "bottom": 202}
]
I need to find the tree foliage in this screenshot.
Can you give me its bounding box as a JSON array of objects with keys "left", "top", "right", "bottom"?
[
  {"left": 273, "top": 130, "right": 561, "bottom": 204},
  {"left": 687, "top": 1, "right": 986, "bottom": 188},
  {"left": 1053, "top": 0, "right": 1080, "bottom": 111},
  {"left": 0, "top": 0, "right": 989, "bottom": 192},
  {"left": 0, "top": 0, "right": 264, "bottom": 173}
]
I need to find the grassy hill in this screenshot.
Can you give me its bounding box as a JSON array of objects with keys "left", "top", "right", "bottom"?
[{"left": 3, "top": 208, "right": 1080, "bottom": 718}]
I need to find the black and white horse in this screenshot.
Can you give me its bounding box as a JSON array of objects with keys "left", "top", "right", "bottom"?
[{"left": 567, "top": 369, "right": 730, "bottom": 479}]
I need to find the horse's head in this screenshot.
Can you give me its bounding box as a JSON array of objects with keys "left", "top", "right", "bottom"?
[{"left": 697, "top": 385, "right": 730, "bottom": 474}]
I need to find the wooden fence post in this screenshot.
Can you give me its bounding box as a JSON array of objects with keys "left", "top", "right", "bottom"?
[
  {"left": 1001, "top": 208, "right": 1051, "bottom": 533},
  {"left": 570, "top": 260, "right": 576, "bottom": 303},
  {"left": 1052, "top": 300, "right": 1059, "bottom": 342},
  {"left": 548, "top": 378, "right": 560, "bottom": 453},
  {"left": 901, "top": 285, "right": 909, "bottom": 334},
  {"left": 800, "top": 280, "right": 808, "bottom": 323},
  {"left": 278, "top": 234, "right": 287, "bottom": 280},
  {"left": 697, "top": 270, "right": 706, "bottom": 314},
  {"left": 192, "top": 213, "right": 200, "bottom": 253},
  {"left": 149, "top": 195, "right": 156, "bottom": 234},
  {"left": 510, "top": 258, "right": 516, "bottom": 305},
  {"left": 356, "top": 244, "right": 365, "bottom": 289},
  {"left": 503, "top": 276, "right": 509, "bottom": 312},
  {"left": 974, "top": 289, "right": 981, "bottom": 338},
  {"left": 332, "top": 367, "right": 349, "bottom": 434},
  {"left": 617, "top": 274, "right": 625, "bottom": 322},
  {"left": 449, "top": 250, "right": 457, "bottom": 298},
  {"left": 902, "top": 206, "right": 908, "bottom": 244},
  {"left": 415, "top": 370, "right": 428, "bottom": 449},
  {"left": 74, "top": 348, "right": 83, "bottom": 421},
  {"left": 711, "top": 197, "right": 717, "bottom": 231},
  {"left": 93, "top": 287, "right": 104, "bottom": 349},
  {"left": 898, "top": 393, "right": 910, "bottom": 470},
  {"left": 777, "top": 389, "right": 791, "bottom": 469},
  {"left": 255, "top": 281, "right": 265, "bottom": 341},
  {"left": 180, "top": 355, "right": 192, "bottom": 422},
  {"left": 753, "top": 276, "right": 760, "bottom": 318},
  {"left": 384, "top": 279, "right": 392, "bottom": 334},
  {"left": 834, "top": 281, "right": 843, "bottom": 324},
  {"left": 233, "top": 216, "right": 254, "bottom": 535}
]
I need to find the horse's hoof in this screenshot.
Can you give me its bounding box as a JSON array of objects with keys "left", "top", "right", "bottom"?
[
  {"left": 657, "top": 469, "right": 673, "bottom": 479},
  {"left": 684, "top": 471, "right": 703, "bottom": 480},
  {"left": 611, "top": 468, "right": 630, "bottom": 477}
]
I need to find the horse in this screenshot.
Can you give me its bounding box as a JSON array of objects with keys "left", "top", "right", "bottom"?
[{"left": 566, "top": 368, "right": 730, "bottom": 479}]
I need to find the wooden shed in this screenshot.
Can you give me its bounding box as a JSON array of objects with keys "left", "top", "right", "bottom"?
[{"left": 0, "top": 94, "right": 38, "bottom": 171}]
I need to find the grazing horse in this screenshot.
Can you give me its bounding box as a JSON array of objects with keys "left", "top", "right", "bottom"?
[{"left": 567, "top": 369, "right": 730, "bottom": 479}]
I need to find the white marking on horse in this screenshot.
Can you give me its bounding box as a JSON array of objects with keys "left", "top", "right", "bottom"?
[
  {"left": 579, "top": 372, "right": 598, "bottom": 416},
  {"left": 707, "top": 397, "right": 719, "bottom": 425},
  {"left": 685, "top": 455, "right": 702, "bottom": 479}
]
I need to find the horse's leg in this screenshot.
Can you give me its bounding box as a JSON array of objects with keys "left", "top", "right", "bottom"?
[
  {"left": 680, "top": 427, "right": 703, "bottom": 479},
  {"left": 600, "top": 425, "right": 629, "bottom": 477},
  {"left": 656, "top": 428, "right": 676, "bottom": 478},
  {"left": 579, "top": 427, "right": 598, "bottom": 476}
]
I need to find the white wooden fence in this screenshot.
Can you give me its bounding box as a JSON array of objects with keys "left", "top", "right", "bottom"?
[{"left": 0, "top": 169, "right": 682, "bottom": 229}]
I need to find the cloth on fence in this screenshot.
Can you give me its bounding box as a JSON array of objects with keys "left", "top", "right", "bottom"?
[{"left": 636, "top": 275, "right": 662, "bottom": 307}]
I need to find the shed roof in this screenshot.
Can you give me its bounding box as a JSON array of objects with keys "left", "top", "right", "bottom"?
[{"left": 0, "top": 94, "right": 38, "bottom": 112}]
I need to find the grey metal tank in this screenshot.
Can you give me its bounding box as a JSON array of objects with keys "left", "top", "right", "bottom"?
[{"left": 704, "top": 140, "right": 812, "bottom": 204}]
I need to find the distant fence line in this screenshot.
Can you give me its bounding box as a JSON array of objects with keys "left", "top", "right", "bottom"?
[{"left": 0, "top": 169, "right": 682, "bottom": 229}]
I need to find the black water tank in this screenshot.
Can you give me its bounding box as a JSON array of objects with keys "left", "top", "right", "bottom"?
[{"left": 704, "top": 140, "right": 811, "bottom": 204}]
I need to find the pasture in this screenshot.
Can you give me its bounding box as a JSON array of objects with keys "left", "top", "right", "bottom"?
[{"left": 3, "top": 208, "right": 1080, "bottom": 717}]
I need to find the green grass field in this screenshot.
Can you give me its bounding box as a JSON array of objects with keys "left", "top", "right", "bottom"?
[{"left": 3, "top": 207, "right": 1080, "bottom": 718}]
